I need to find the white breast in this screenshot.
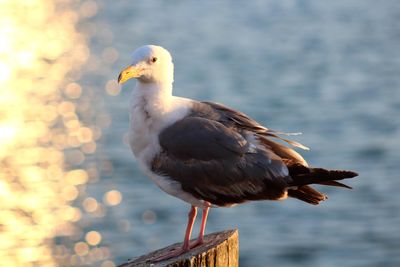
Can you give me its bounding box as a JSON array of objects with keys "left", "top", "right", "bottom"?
[
  {"left": 128, "top": 85, "right": 196, "bottom": 192},
  {"left": 129, "top": 98, "right": 154, "bottom": 157},
  {"left": 129, "top": 94, "right": 191, "bottom": 156},
  {"left": 128, "top": 92, "right": 206, "bottom": 206}
]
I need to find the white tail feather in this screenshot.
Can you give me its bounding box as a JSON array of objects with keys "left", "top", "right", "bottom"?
[
  {"left": 262, "top": 131, "right": 310, "bottom": 150},
  {"left": 267, "top": 130, "right": 303, "bottom": 136}
]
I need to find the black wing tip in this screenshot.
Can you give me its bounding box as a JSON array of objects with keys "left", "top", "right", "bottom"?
[
  {"left": 347, "top": 171, "right": 358, "bottom": 178},
  {"left": 341, "top": 183, "right": 353, "bottom": 190},
  {"left": 344, "top": 184, "right": 353, "bottom": 189},
  {"left": 335, "top": 170, "right": 358, "bottom": 179}
]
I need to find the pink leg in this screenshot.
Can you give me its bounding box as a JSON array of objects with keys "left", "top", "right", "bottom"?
[
  {"left": 152, "top": 206, "right": 197, "bottom": 262},
  {"left": 191, "top": 202, "right": 210, "bottom": 248},
  {"left": 182, "top": 205, "right": 197, "bottom": 250}
]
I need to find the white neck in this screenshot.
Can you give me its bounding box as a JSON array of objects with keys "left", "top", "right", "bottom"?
[
  {"left": 131, "top": 81, "right": 174, "bottom": 120},
  {"left": 128, "top": 79, "right": 191, "bottom": 159}
]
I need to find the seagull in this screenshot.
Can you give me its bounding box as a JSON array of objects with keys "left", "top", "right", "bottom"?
[{"left": 117, "top": 45, "right": 358, "bottom": 260}]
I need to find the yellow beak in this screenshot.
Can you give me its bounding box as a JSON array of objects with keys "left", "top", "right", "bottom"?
[{"left": 118, "top": 65, "right": 143, "bottom": 84}]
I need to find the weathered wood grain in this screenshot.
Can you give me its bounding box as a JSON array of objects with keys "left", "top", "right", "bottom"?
[{"left": 118, "top": 229, "right": 239, "bottom": 267}]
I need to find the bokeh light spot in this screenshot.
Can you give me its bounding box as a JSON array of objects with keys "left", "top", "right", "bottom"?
[
  {"left": 83, "top": 197, "right": 98, "bottom": 212},
  {"left": 74, "top": 242, "right": 89, "bottom": 256},
  {"left": 85, "top": 231, "right": 102, "bottom": 246},
  {"left": 66, "top": 169, "right": 89, "bottom": 185},
  {"left": 79, "top": 0, "right": 98, "bottom": 18},
  {"left": 64, "top": 82, "right": 82, "bottom": 99},
  {"left": 103, "top": 190, "right": 122, "bottom": 206},
  {"left": 105, "top": 79, "right": 121, "bottom": 96},
  {"left": 61, "top": 185, "right": 79, "bottom": 201},
  {"left": 101, "top": 47, "right": 119, "bottom": 64}
]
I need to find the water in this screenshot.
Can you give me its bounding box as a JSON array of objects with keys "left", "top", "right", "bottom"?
[{"left": 84, "top": 1, "right": 400, "bottom": 266}]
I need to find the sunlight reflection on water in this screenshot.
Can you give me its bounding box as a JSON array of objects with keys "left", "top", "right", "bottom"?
[{"left": 0, "top": 1, "right": 119, "bottom": 266}]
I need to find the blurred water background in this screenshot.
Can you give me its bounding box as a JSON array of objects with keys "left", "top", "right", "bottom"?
[{"left": 2, "top": 0, "right": 400, "bottom": 266}]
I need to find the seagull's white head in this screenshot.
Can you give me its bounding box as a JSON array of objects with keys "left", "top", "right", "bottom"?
[{"left": 118, "top": 45, "right": 174, "bottom": 85}]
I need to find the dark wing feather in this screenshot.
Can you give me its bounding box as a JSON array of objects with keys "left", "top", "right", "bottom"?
[
  {"left": 153, "top": 115, "right": 291, "bottom": 206},
  {"left": 158, "top": 117, "right": 248, "bottom": 161},
  {"left": 200, "top": 101, "right": 267, "bottom": 132},
  {"left": 201, "top": 101, "right": 310, "bottom": 150}
]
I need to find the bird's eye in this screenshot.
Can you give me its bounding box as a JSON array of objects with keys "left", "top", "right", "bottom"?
[{"left": 151, "top": 57, "right": 157, "bottom": 63}]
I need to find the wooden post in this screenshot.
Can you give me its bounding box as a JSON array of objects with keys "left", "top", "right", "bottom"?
[{"left": 118, "top": 229, "right": 239, "bottom": 267}]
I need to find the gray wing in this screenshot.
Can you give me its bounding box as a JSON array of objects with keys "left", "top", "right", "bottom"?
[
  {"left": 158, "top": 116, "right": 248, "bottom": 161},
  {"left": 199, "top": 101, "right": 309, "bottom": 165},
  {"left": 152, "top": 116, "right": 291, "bottom": 206}
]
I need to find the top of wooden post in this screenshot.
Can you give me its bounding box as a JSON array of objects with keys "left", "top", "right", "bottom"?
[{"left": 118, "top": 229, "right": 239, "bottom": 267}]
